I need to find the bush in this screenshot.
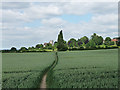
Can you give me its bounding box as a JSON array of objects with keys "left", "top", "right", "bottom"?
[
  {"left": 96, "top": 46, "right": 101, "bottom": 49},
  {"left": 71, "top": 48, "right": 77, "bottom": 50},
  {"left": 59, "top": 46, "right": 68, "bottom": 51},
  {"left": 48, "top": 47, "right": 53, "bottom": 49},
  {"left": 79, "top": 46, "right": 84, "bottom": 50},
  {"left": 110, "top": 41, "right": 114, "bottom": 45},
  {"left": 117, "top": 41, "right": 120, "bottom": 46}
]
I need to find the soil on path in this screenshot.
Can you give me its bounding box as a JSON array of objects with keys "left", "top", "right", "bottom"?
[
  {"left": 39, "top": 52, "right": 58, "bottom": 89},
  {"left": 40, "top": 73, "right": 47, "bottom": 89}
]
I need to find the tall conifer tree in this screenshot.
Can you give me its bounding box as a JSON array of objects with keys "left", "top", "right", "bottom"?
[{"left": 57, "top": 30, "right": 67, "bottom": 51}]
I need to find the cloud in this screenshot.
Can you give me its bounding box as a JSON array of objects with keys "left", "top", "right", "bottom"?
[
  {"left": 2, "top": 9, "right": 29, "bottom": 23},
  {"left": 91, "top": 14, "right": 118, "bottom": 25},
  {"left": 2, "top": 2, "right": 63, "bottom": 23},
  {"left": 61, "top": 13, "right": 118, "bottom": 40},
  {"left": 1, "top": 2, "right": 118, "bottom": 49},
  {"left": 2, "top": 2, "right": 117, "bottom": 23},
  {"left": 61, "top": 2, "right": 117, "bottom": 15},
  {"left": 2, "top": 26, "right": 59, "bottom": 49},
  {"left": 2, "top": 2, "right": 31, "bottom": 9},
  {"left": 23, "top": 4, "right": 62, "bottom": 20},
  {"left": 41, "top": 17, "right": 66, "bottom": 26}
]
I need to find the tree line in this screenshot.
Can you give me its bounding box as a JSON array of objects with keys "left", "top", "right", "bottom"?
[
  {"left": 57, "top": 30, "right": 119, "bottom": 51},
  {"left": 2, "top": 30, "right": 120, "bottom": 52}
]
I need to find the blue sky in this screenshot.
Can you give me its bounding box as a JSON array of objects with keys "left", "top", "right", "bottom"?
[
  {"left": 60, "top": 14, "right": 92, "bottom": 23},
  {"left": 1, "top": 2, "right": 118, "bottom": 49},
  {"left": 24, "top": 20, "right": 42, "bottom": 28},
  {"left": 23, "top": 14, "right": 92, "bottom": 28}
]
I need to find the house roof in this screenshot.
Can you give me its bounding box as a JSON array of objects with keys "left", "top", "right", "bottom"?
[
  {"left": 44, "top": 43, "right": 48, "bottom": 45},
  {"left": 112, "top": 39, "right": 119, "bottom": 41}
]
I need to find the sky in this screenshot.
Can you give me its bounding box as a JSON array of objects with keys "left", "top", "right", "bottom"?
[{"left": 1, "top": 2, "right": 118, "bottom": 49}]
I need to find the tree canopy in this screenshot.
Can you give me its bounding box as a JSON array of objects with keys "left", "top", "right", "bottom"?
[
  {"left": 19, "top": 47, "right": 27, "bottom": 52},
  {"left": 4, "top": 31, "right": 119, "bottom": 53},
  {"left": 10, "top": 47, "right": 17, "bottom": 52},
  {"left": 87, "top": 39, "right": 96, "bottom": 48},
  {"left": 105, "top": 37, "right": 111, "bottom": 42},
  {"left": 57, "top": 30, "right": 67, "bottom": 51},
  {"left": 91, "top": 33, "right": 103, "bottom": 45},
  {"left": 45, "top": 43, "right": 52, "bottom": 49},
  {"left": 68, "top": 38, "right": 77, "bottom": 48},
  {"left": 36, "top": 44, "right": 43, "bottom": 49},
  {"left": 105, "top": 37, "right": 112, "bottom": 45},
  {"left": 78, "top": 36, "right": 89, "bottom": 46}
]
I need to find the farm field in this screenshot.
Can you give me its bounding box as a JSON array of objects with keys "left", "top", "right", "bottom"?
[
  {"left": 47, "top": 49, "right": 118, "bottom": 88},
  {"left": 0, "top": 53, "right": 2, "bottom": 90},
  {"left": 2, "top": 52, "right": 55, "bottom": 88}
]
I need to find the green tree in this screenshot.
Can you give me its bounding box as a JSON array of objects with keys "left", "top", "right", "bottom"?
[
  {"left": 54, "top": 42, "right": 57, "bottom": 47},
  {"left": 36, "top": 44, "right": 43, "bottom": 49},
  {"left": 77, "top": 39, "right": 82, "bottom": 46},
  {"left": 53, "top": 41, "right": 57, "bottom": 51},
  {"left": 85, "top": 43, "right": 90, "bottom": 48},
  {"left": 105, "top": 37, "right": 111, "bottom": 42},
  {"left": 28, "top": 47, "right": 32, "bottom": 51},
  {"left": 57, "top": 30, "right": 67, "bottom": 51},
  {"left": 91, "top": 33, "right": 103, "bottom": 45},
  {"left": 10, "top": 47, "right": 17, "bottom": 52},
  {"left": 105, "top": 37, "right": 111, "bottom": 45},
  {"left": 78, "top": 36, "right": 89, "bottom": 44},
  {"left": 68, "top": 38, "right": 76, "bottom": 48},
  {"left": 46, "top": 43, "right": 53, "bottom": 49},
  {"left": 28, "top": 47, "right": 35, "bottom": 51},
  {"left": 31, "top": 46, "right": 35, "bottom": 49},
  {"left": 78, "top": 36, "right": 89, "bottom": 48},
  {"left": 88, "top": 39, "right": 96, "bottom": 48},
  {"left": 117, "top": 41, "right": 120, "bottom": 46},
  {"left": 19, "top": 47, "right": 27, "bottom": 52},
  {"left": 97, "top": 36, "right": 103, "bottom": 45},
  {"left": 110, "top": 41, "right": 114, "bottom": 45}
]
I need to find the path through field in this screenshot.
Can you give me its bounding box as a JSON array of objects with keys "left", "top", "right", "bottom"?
[
  {"left": 40, "top": 52, "right": 58, "bottom": 89},
  {"left": 40, "top": 73, "right": 47, "bottom": 88}
]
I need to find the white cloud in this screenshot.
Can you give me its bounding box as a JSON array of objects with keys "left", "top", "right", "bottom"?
[
  {"left": 2, "top": 3, "right": 63, "bottom": 23},
  {"left": 23, "top": 4, "right": 62, "bottom": 20},
  {"left": 2, "top": 9, "right": 29, "bottom": 22},
  {"left": 2, "top": 26, "right": 59, "bottom": 49},
  {"left": 91, "top": 14, "right": 118, "bottom": 25},
  {"left": 2, "top": 2, "right": 31, "bottom": 9},
  {"left": 61, "top": 13, "right": 118, "bottom": 40},
  {"left": 61, "top": 2, "right": 117, "bottom": 15},
  {"left": 1, "top": 2, "right": 118, "bottom": 49},
  {"left": 41, "top": 17, "right": 66, "bottom": 26},
  {"left": 2, "top": 2, "right": 117, "bottom": 23}
]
